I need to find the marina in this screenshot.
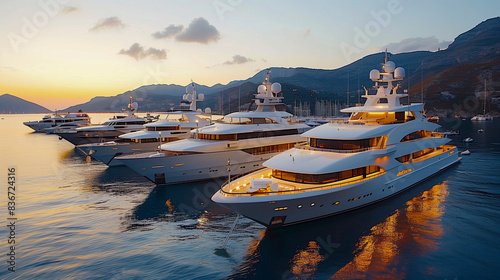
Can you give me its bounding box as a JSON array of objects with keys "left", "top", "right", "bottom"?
[
  {"left": 0, "top": 113, "right": 499, "bottom": 279},
  {"left": 1, "top": 2, "right": 500, "bottom": 278}
]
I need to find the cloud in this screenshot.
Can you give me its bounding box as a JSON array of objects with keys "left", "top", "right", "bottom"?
[
  {"left": 118, "top": 43, "right": 167, "bottom": 60},
  {"left": 175, "top": 17, "right": 220, "bottom": 44},
  {"left": 381, "top": 37, "right": 452, "bottom": 53},
  {"left": 90, "top": 16, "right": 126, "bottom": 32},
  {"left": 61, "top": 6, "right": 79, "bottom": 14},
  {"left": 152, "top": 24, "right": 184, "bottom": 39},
  {"left": 223, "top": 55, "right": 255, "bottom": 65}
]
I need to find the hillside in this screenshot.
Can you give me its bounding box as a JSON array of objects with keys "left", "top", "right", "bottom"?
[
  {"left": 0, "top": 94, "right": 51, "bottom": 114},
  {"left": 61, "top": 17, "right": 500, "bottom": 116}
]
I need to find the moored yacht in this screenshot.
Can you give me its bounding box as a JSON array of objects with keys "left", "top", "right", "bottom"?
[
  {"left": 76, "top": 84, "right": 212, "bottom": 166},
  {"left": 212, "top": 56, "right": 461, "bottom": 228},
  {"left": 117, "top": 71, "right": 311, "bottom": 185},
  {"left": 23, "top": 112, "right": 91, "bottom": 132},
  {"left": 471, "top": 79, "right": 493, "bottom": 121},
  {"left": 56, "top": 96, "right": 157, "bottom": 145}
]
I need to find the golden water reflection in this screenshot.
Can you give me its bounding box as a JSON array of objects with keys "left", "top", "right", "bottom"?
[
  {"left": 331, "top": 181, "right": 448, "bottom": 279},
  {"left": 289, "top": 241, "right": 325, "bottom": 279}
]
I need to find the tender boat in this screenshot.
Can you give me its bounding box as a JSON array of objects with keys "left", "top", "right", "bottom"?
[
  {"left": 212, "top": 55, "right": 461, "bottom": 228},
  {"left": 56, "top": 96, "right": 157, "bottom": 145},
  {"left": 23, "top": 112, "right": 91, "bottom": 132},
  {"left": 463, "top": 137, "right": 473, "bottom": 143},
  {"left": 76, "top": 84, "right": 211, "bottom": 166},
  {"left": 116, "top": 71, "right": 311, "bottom": 185}
]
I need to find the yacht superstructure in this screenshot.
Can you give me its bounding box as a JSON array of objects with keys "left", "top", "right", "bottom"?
[
  {"left": 117, "top": 71, "right": 310, "bottom": 185},
  {"left": 23, "top": 112, "right": 91, "bottom": 132},
  {"left": 76, "top": 84, "right": 211, "bottom": 166},
  {"left": 212, "top": 56, "right": 461, "bottom": 228},
  {"left": 56, "top": 96, "right": 157, "bottom": 145}
]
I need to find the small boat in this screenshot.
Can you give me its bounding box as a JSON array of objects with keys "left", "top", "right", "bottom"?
[
  {"left": 427, "top": 116, "right": 439, "bottom": 123},
  {"left": 478, "top": 129, "right": 484, "bottom": 133},
  {"left": 463, "top": 137, "right": 473, "bottom": 143},
  {"left": 443, "top": 130, "right": 459, "bottom": 136},
  {"left": 460, "top": 150, "right": 471, "bottom": 155},
  {"left": 471, "top": 80, "right": 493, "bottom": 121}
]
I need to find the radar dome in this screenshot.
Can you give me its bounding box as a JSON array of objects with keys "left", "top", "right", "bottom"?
[
  {"left": 186, "top": 84, "right": 194, "bottom": 94},
  {"left": 129, "top": 102, "right": 138, "bottom": 109},
  {"left": 384, "top": 61, "right": 395, "bottom": 72},
  {"left": 186, "top": 94, "right": 194, "bottom": 101},
  {"left": 182, "top": 94, "right": 188, "bottom": 100},
  {"left": 204, "top": 108, "right": 212, "bottom": 114},
  {"left": 198, "top": 93, "right": 205, "bottom": 100},
  {"left": 394, "top": 67, "right": 405, "bottom": 79},
  {"left": 369, "top": 69, "right": 380, "bottom": 81},
  {"left": 257, "top": 85, "right": 266, "bottom": 94},
  {"left": 271, "top": 83, "right": 282, "bottom": 93}
]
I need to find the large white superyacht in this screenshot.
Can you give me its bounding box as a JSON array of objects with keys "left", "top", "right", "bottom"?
[
  {"left": 117, "top": 72, "right": 311, "bottom": 185},
  {"left": 23, "top": 112, "right": 91, "bottom": 132},
  {"left": 76, "top": 84, "right": 212, "bottom": 166},
  {"left": 212, "top": 57, "right": 461, "bottom": 228},
  {"left": 56, "top": 96, "right": 157, "bottom": 145}
]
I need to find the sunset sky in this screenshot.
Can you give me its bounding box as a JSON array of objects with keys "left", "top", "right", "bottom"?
[{"left": 1, "top": 0, "right": 499, "bottom": 110}]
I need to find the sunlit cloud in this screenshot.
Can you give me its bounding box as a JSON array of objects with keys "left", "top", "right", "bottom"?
[
  {"left": 152, "top": 24, "right": 184, "bottom": 39},
  {"left": 90, "top": 16, "right": 126, "bottom": 32},
  {"left": 223, "top": 55, "right": 255, "bottom": 65},
  {"left": 62, "top": 6, "right": 80, "bottom": 14},
  {"left": 380, "top": 37, "right": 452, "bottom": 53},
  {"left": 175, "top": 17, "right": 220, "bottom": 44},
  {"left": 118, "top": 43, "right": 167, "bottom": 60}
]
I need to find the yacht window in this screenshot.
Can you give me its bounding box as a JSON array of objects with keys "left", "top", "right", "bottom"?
[
  {"left": 396, "top": 147, "right": 437, "bottom": 163},
  {"left": 147, "top": 126, "right": 180, "bottom": 131},
  {"left": 400, "top": 130, "right": 432, "bottom": 142},
  {"left": 242, "top": 143, "right": 295, "bottom": 155},
  {"left": 309, "top": 137, "right": 382, "bottom": 150},
  {"left": 272, "top": 165, "right": 382, "bottom": 184},
  {"left": 198, "top": 129, "right": 298, "bottom": 141},
  {"left": 377, "top": 98, "right": 388, "bottom": 103}
]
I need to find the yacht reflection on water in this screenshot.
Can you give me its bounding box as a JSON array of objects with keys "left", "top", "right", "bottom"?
[
  {"left": 228, "top": 174, "right": 452, "bottom": 280},
  {"left": 123, "top": 182, "right": 233, "bottom": 231}
]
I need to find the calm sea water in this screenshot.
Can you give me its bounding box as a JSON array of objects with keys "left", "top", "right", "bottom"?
[{"left": 0, "top": 113, "right": 499, "bottom": 280}]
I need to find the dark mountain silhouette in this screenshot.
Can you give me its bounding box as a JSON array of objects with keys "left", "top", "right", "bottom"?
[
  {"left": 60, "top": 17, "right": 500, "bottom": 116},
  {"left": 0, "top": 94, "right": 51, "bottom": 114}
]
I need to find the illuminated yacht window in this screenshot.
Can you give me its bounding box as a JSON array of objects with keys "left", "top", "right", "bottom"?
[
  {"left": 297, "top": 205, "right": 303, "bottom": 209},
  {"left": 310, "top": 202, "right": 315, "bottom": 207}
]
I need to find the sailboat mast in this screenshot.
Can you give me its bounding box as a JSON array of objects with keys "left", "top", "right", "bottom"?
[{"left": 484, "top": 79, "right": 487, "bottom": 116}]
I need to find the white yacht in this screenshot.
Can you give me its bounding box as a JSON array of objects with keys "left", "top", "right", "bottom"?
[
  {"left": 44, "top": 122, "right": 90, "bottom": 134},
  {"left": 117, "top": 71, "right": 311, "bottom": 185},
  {"left": 23, "top": 112, "right": 91, "bottom": 132},
  {"left": 471, "top": 79, "right": 493, "bottom": 121},
  {"left": 56, "top": 97, "right": 157, "bottom": 145},
  {"left": 76, "top": 84, "right": 211, "bottom": 166},
  {"left": 212, "top": 56, "right": 461, "bottom": 228}
]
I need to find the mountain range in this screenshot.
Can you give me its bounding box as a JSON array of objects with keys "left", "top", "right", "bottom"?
[
  {"left": 4, "top": 17, "right": 500, "bottom": 117},
  {"left": 0, "top": 94, "right": 51, "bottom": 114}
]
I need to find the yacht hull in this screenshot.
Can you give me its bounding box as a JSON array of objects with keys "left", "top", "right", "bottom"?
[
  {"left": 23, "top": 122, "right": 56, "bottom": 132},
  {"left": 213, "top": 147, "right": 460, "bottom": 228},
  {"left": 77, "top": 142, "right": 160, "bottom": 167},
  {"left": 118, "top": 150, "right": 280, "bottom": 185}
]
